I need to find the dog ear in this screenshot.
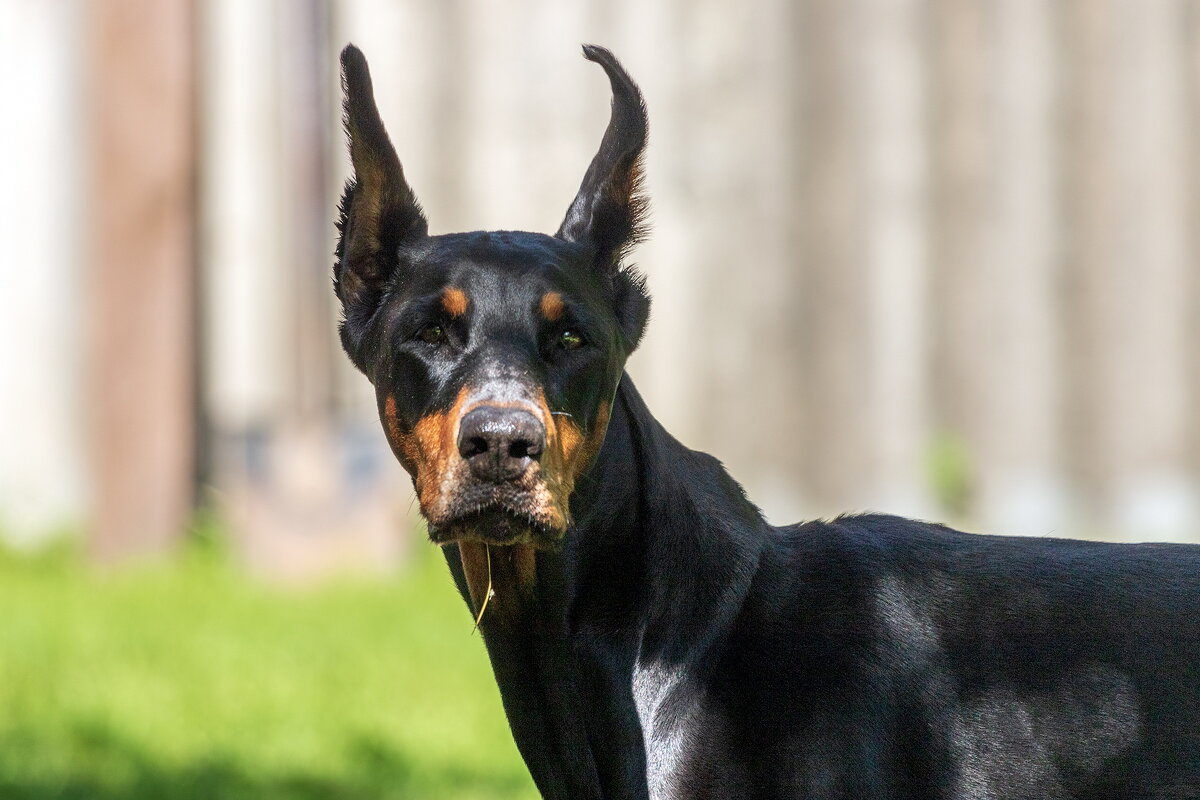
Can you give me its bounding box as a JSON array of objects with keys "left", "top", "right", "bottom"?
[
  {"left": 558, "top": 45, "right": 648, "bottom": 266},
  {"left": 335, "top": 44, "right": 427, "bottom": 368},
  {"left": 557, "top": 45, "right": 651, "bottom": 350},
  {"left": 612, "top": 267, "right": 651, "bottom": 352}
]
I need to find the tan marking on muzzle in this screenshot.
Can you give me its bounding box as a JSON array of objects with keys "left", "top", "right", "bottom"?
[
  {"left": 441, "top": 286, "right": 469, "bottom": 317},
  {"left": 385, "top": 385, "right": 611, "bottom": 538},
  {"left": 383, "top": 394, "right": 420, "bottom": 474},
  {"left": 539, "top": 291, "right": 565, "bottom": 322},
  {"left": 383, "top": 388, "right": 471, "bottom": 518},
  {"left": 540, "top": 399, "right": 611, "bottom": 527}
]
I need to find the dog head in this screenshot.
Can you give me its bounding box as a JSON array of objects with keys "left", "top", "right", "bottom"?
[{"left": 334, "top": 44, "right": 650, "bottom": 549}]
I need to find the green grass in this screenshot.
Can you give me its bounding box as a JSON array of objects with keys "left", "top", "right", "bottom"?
[{"left": 0, "top": 542, "right": 539, "bottom": 799}]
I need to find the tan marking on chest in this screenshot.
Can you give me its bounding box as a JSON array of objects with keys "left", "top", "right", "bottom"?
[{"left": 458, "top": 540, "right": 537, "bottom": 627}]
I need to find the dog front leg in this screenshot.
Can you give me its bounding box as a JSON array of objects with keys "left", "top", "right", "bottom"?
[{"left": 573, "top": 625, "right": 652, "bottom": 799}]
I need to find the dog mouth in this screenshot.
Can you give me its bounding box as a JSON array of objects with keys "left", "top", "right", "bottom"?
[{"left": 427, "top": 499, "right": 563, "bottom": 548}]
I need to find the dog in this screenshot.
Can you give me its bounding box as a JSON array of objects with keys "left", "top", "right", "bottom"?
[{"left": 333, "top": 43, "right": 1200, "bottom": 799}]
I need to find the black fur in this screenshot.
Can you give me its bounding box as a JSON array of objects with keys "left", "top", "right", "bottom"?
[{"left": 334, "top": 43, "right": 1200, "bottom": 799}]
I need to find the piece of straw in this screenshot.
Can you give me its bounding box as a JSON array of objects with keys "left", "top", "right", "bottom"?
[{"left": 472, "top": 544, "right": 495, "bottom": 632}]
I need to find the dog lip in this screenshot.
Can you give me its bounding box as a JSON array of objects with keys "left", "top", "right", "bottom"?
[{"left": 429, "top": 504, "right": 563, "bottom": 547}]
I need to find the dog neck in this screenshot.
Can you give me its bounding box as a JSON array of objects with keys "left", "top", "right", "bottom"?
[
  {"left": 449, "top": 374, "right": 769, "bottom": 797},
  {"left": 461, "top": 376, "right": 769, "bottom": 634},
  {"left": 570, "top": 376, "right": 768, "bottom": 648}
]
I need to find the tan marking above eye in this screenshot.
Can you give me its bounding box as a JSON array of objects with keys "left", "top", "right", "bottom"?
[
  {"left": 441, "top": 286, "right": 469, "bottom": 317},
  {"left": 539, "top": 291, "right": 565, "bottom": 322}
]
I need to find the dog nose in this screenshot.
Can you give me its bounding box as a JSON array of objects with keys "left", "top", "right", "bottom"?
[{"left": 457, "top": 406, "right": 545, "bottom": 483}]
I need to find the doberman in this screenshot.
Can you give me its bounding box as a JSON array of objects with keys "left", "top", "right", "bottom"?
[{"left": 334, "top": 44, "right": 1200, "bottom": 799}]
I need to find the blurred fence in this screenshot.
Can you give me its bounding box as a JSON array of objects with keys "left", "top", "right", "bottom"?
[{"left": 2, "top": 0, "right": 1198, "bottom": 567}]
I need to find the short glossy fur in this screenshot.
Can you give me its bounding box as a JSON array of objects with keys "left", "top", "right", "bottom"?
[{"left": 334, "top": 44, "right": 1200, "bottom": 799}]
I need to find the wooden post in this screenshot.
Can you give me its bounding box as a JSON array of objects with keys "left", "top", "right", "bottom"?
[
  {"left": 676, "top": 0, "right": 802, "bottom": 524},
  {"left": 797, "top": 0, "right": 932, "bottom": 518},
  {"left": 1063, "top": 0, "right": 1197, "bottom": 539},
  {"left": 84, "top": 0, "right": 196, "bottom": 561},
  {"left": 855, "top": 0, "right": 932, "bottom": 517},
  {"left": 795, "top": 0, "right": 870, "bottom": 517},
  {"left": 0, "top": 2, "right": 86, "bottom": 542},
  {"left": 931, "top": 0, "right": 1065, "bottom": 534}
]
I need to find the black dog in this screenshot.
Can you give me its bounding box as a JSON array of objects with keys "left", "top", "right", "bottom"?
[{"left": 334, "top": 44, "right": 1200, "bottom": 799}]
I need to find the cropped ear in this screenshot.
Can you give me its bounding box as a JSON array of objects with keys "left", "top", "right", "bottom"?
[
  {"left": 556, "top": 45, "right": 648, "bottom": 271},
  {"left": 334, "top": 44, "right": 427, "bottom": 367}
]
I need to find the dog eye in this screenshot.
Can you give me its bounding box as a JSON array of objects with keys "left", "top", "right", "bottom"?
[
  {"left": 417, "top": 325, "right": 446, "bottom": 345},
  {"left": 558, "top": 330, "right": 584, "bottom": 350}
]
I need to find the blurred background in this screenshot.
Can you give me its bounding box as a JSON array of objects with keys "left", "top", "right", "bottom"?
[{"left": 1, "top": 0, "right": 1198, "bottom": 797}]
